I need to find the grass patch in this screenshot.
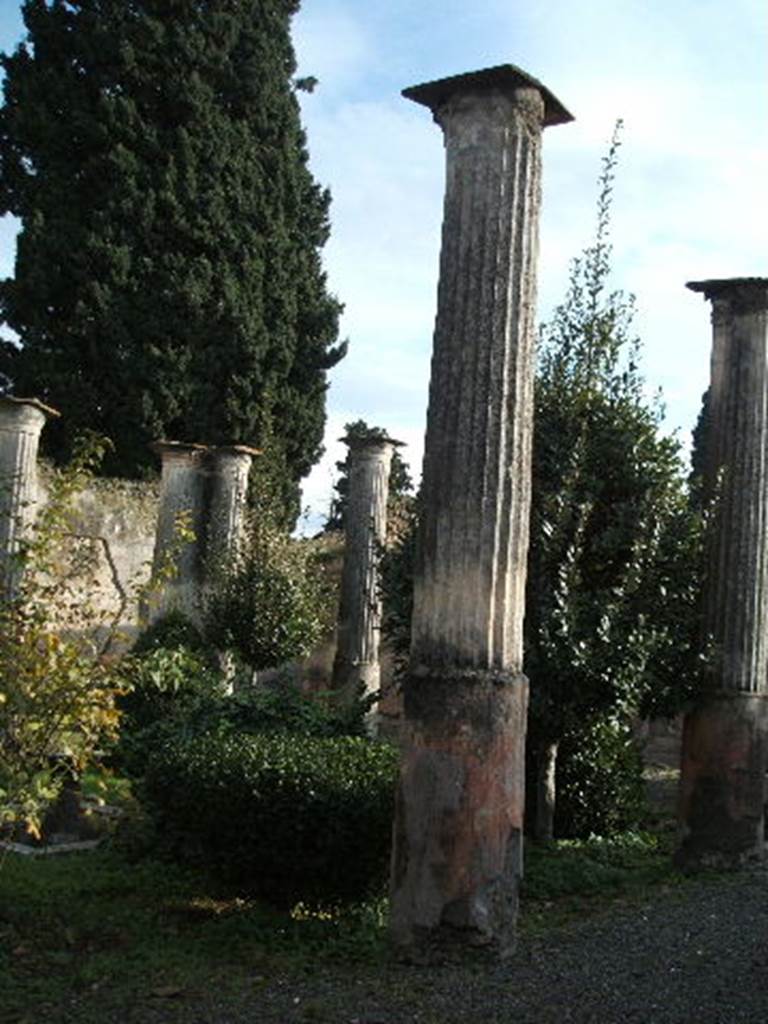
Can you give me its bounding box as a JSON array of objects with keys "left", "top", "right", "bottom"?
[
  {"left": 0, "top": 847, "right": 386, "bottom": 1023},
  {"left": 0, "top": 825, "right": 718, "bottom": 1022},
  {"left": 520, "top": 829, "right": 692, "bottom": 932}
]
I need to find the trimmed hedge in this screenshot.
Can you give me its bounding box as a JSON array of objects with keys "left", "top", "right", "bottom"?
[{"left": 142, "top": 732, "right": 399, "bottom": 908}]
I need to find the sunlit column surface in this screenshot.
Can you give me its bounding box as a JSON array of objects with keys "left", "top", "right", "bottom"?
[
  {"left": 332, "top": 434, "right": 402, "bottom": 712},
  {"left": 149, "top": 440, "right": 209, "bottom": 623},
  {"left": 389, "top": 65, "right": 572, "bottom": 960},
  {"left": 0, "top": 396, "right": 59, "bottom": 598},
  {"left": 207, "top": 445, "right": 260, "bottom": 564}
]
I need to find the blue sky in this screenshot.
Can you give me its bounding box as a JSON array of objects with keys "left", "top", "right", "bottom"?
[{"left": 1, "top": 1, "right": 766, "bottom": 528}]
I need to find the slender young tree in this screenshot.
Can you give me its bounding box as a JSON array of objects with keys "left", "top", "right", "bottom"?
[
  {"left": 524, "top": 123, "right": 703, "bottom": 840},
  {"left": 0, "top": 0, "right": 344, "bottom": 519}
]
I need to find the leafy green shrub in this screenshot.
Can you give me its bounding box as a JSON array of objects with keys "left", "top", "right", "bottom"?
[
  {"left": 131, "top": 610, "right": 212, "bottom": 659},
  {"left": 0, "top": 435, "right": 124, "bottom": 837},
  {"left": 113, "top": 644, "right": 224, "bottom": 776},
  {"left": 204, "top": 523, "right": 330, "bottom": 671},
  {"left": 554, "top": 716, "right": 647, "bottom": 839},
  {"left": 142, "top": 732, "right": 399, "bottom": 908},
  {"left": 119, "top": 646, "right": 223, "bottom": 728},
  {"left": 209, "top": 678, "right": 372, "bottom": 739}
]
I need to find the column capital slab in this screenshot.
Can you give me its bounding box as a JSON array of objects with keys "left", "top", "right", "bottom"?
[
  {"left": 402, "top": 63, "right": 573, "bottom": 127},
  {"left": 0, "top": 395, "right": 60, "bottom": 422},
  {"left": 150, "top": 439, "right": 210, "bottom": 469},
  {"left": 213, "top": 444, "right": 262, "bottom": 459},
  {"left": 687, "top": 277, "right": 768, "bottom": 313},
  {"left": 339, "top": 433, "right": 405, "bottom": 455}
]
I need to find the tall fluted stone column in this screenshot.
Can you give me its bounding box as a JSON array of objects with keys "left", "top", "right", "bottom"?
[
  {"left": 207, "top": 445, "right": 260, "bottom": 565},
  {"left": 0, "top": 396, "right": 59, "bottom": 598},
  {"left": 149, "top": 441, "right": 209, "bottom": 623},
  {"left": 677, "top": 277, "right": 768, "bottom": 870},
  {"left": 390, "top": 65, "right": 572, "bottom": 960},
  {"left": 332, "top": 434, "right": 402, "bottom": 709}
]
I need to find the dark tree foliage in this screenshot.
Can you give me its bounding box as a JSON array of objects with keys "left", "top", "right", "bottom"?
[
  {"left": 688, "top": 388, "right": 710, "bottom": 509},
  {"left": 325, "top": 419, "right": 413, "bottom": 532},
  {"left": 0, "top": 0, "right": 344, "bottom": 519}
]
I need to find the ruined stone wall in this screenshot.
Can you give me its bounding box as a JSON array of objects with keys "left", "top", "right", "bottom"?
[
  {"left": 37, "top": 465, "right": 159, "bottom": 638},
  {"left": 29, "top": 466, "right": 400, "bottom": 692}
]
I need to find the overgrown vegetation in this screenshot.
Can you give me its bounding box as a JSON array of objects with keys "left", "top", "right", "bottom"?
[
  {"left": 203, "top": 517, "right": 331, "bottom": 671},
  {"left": 0, "top": 436, "right": 125, "bottom": 838},
  {"left": 113, "top": 618, "right": 372, "bottom": 782},
  {"left": 524, "top": 122, "right": 705, "bottom": 840}
]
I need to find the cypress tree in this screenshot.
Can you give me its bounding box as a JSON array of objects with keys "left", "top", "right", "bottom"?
[{"left": 0, "top": 0, "right": 344, "bottom": 518}]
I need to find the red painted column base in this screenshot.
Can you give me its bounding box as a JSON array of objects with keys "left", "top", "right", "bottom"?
[
  {"left": 389, "top": 670, "right": 528, "bottom": 962},
  {"left": 676, "top": 692, "right": 768, "bottom": 870}
]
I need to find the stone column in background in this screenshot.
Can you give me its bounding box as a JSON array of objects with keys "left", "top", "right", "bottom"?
[
  {"left": 207, "top": 445, "right": 260, "bottom": 565},
  {"left": 332, "top": 433, "right": 403, "bottom": 710},
  {"left": 149, "top": 440, "right": 209, "bottom": 624},
  {"left": 390, "top": 65, "right": 572, "bottom": 959},
  {"left": 677, "top": 277, "right": 768, "bottom": 869},
  {"left": 0, "top": 396, "right": 59, "bottom": 598}
]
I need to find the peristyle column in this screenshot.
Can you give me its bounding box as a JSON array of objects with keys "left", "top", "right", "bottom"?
[
  {"left": 332, "top": 433, "right": 403, "bottom": 708},
  {"left": 0, "top": 396, "right": 59, "bottom": 598},
  {"left": 677, "top": 277, "right": 768, "bottom": 869},
  {"left": 390, "top": 65, "right": 572, "bottom": 959},
  {"left": 207, "top": 445, "right": 260, "bottom": 565},
  {"left": 149, "top": 440, "right": 209, "bottom": 623}
]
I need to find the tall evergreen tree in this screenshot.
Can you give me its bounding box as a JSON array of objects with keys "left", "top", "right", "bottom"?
[{"left": 0, "top": 0, "right": 344, "bottom": 518}]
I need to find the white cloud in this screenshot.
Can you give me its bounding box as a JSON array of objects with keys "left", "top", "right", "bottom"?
[{"left": 292, "top": 6, "right": 373, "bottom": 96}]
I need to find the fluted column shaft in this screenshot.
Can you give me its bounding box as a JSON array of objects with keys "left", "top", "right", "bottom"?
[
  {"left": 390, "top": 66, "right": 571, "bottom": 961},
  {"left": 332, "top": 437, "right": 398, "bottom": 705},
  {"left": 412, "top": 91, "right": 542, "bottom": 673},
  {"left": 149, "top": 441, "right": 209, "bottom": 623},
  {"left": 0, "top": 397, "right": 58, "bottom": 598},
  {"left": 207, "top": 446, "right": 258, "bottom": 565},
  {"left": 677, "top": 278, "right": 768, "bottom": 869}
]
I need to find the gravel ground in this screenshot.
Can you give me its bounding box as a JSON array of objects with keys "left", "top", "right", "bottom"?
[{"left": 187, "top": 866, "right": 768, "bottom": 1024}]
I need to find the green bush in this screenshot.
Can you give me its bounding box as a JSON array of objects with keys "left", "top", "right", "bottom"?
[
  {"left": 113, "top": 638, "right": 225, "bottom": 778},
  {"left": 119, "top": 647, "right": 223, "bottom": 728},
  {"left": 204, "top": 524, "right": 330, "bottom": 671},
  {"left": 131, "top": 610, "right": 213, "bottom": 660},
  {"left": 0, "top": 435, "right": 123, "bottom": 837},
  {"left": 207, "top": 678, "right": 372, "bottom": 739},
  {"left": 116, "top": 672, "right": 373, "bottom": 779},
  {"left": 554, "top": 717, "right": 647, "bottom": 839},
  {"left": 142, "top": 732, "right": 399, "bottom": 908}
]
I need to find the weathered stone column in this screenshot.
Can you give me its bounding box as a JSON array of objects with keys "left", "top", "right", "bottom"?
[
  {"left": 677, "top": 278, "right": 768, "bottom": 870},
  {"left": 207, "top": 445, "right": 260, "bottom": 565},
  {"left": 332, "top": 434, "right": 402, "bottom": 708},
  {"left": 0, "top": 396, "right": 59, "bottom": 598},
  {"left": 149, "top": 441, "right": 209, "bottom": 623},
  {"left": 390, "top": 65, "right": 572, "bottom": 960}
]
